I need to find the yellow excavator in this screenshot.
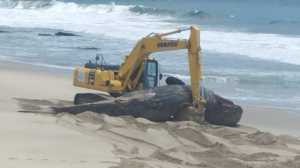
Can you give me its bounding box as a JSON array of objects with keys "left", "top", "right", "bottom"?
[{"left": 72, "top": 25, "right": 206, "bottom": 114}]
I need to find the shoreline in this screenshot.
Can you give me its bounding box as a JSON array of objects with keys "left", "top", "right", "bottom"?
[
  {"left": 0, "top": 58, "right": 74, "bottom": 75},
  {"left": 240, "top": 104, "right": 300, "bottom": 116},
  {"left": 239, "top": 104, "right": 300, "bottom": 137},
  {"left": 2, "top": 58, "right": 299, "bottom": 114}
]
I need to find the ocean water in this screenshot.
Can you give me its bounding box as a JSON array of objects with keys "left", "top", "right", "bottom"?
[{"left": 0, "top": 0, "right": 300, "bottom": 113}]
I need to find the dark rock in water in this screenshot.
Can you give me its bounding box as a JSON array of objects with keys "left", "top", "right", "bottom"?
[
  {"left": 55, "top": 32, "right": 80, "bottom": 36},
  {"left": 76, "top": 47, "right": 100, "bottom": 50},
  {"left": 38, "top": 33, "right": 54, "bottom": 36},
  {"left": 166, "top": 76, "right": 243, "bottom": 126},
  {"left": 38, "top": 32, "right": 80, "bottom": 36}
]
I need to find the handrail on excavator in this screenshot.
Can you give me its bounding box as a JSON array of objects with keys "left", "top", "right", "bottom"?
[{"left": 154, "top": 27, "right": 190, "bottom": 37}]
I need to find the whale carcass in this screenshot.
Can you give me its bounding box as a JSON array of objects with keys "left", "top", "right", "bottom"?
[{"left": 18, "top": 82, "right": 243, "bottom": 126}]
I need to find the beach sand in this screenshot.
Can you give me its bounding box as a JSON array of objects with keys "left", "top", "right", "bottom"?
[{"left": 1, "top": 60, "right": 300, "bottom": 168}]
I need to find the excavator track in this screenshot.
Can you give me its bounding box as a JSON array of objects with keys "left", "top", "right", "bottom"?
[{"left": 74, "top": 93, "right": 113, "bottom": 105}]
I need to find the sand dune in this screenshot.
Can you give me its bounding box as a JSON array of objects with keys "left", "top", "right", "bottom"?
[{"left": 1, "top": 60, "right": 300, "bottom": 168}]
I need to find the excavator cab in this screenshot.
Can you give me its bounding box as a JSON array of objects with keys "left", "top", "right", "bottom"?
[{"left": 142, "top": 58, "right": 161, "bottom": 89}]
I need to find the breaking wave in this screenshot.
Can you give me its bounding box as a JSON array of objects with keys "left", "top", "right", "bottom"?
[
  {"left": 0, "top": 0, "right": 53, "bottom": 9},
  {"left": 1, "top": 0, "right": 299, "bottom": 67},
  {"left": 162, "top": 73, "right": 300, "bottom": 88},
  {"left": 0, "top": 0, "right": 131, "bottom": 14},
  {"left": 128, "top": 5, "right": 176, "bottom": 15},
  {"left": 0, "top": 0, "right": 213, "bottom": 19},
  {"left": 181, "top": 10, "right": 216, "bottom": 19},
  {"left": 128, "top": 5, "right": 215, "bottom": 19},
  {"left": 163, "top": 73, "right": 244, "bottom": 84}
]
